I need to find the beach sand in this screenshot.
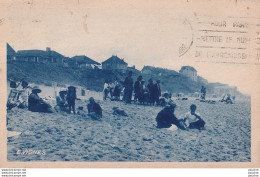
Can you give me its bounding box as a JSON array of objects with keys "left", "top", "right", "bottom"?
[{"left": 6, "top": 99, "right": 251, "bottom": 162}]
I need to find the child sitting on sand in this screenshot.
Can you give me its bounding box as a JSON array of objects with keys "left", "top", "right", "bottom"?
[
  {"left": 184, "top": 104, "right": 205, "bottom": 130},
  {"left": 87, "top": 97, "right": 102, "bottom": 120},
  {"left": 55, "top": 90, "right": 69, "bottom": 112}
]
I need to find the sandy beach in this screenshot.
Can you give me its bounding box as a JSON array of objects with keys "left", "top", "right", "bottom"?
[{"left": 7, "top": 99, "right": 251, "bottom": 162}]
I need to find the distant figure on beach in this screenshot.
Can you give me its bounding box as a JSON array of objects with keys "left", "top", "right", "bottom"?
[
  {"left": 55, "top": 90, "right": 68, "bottom": 112},
  {"left": 158, "top": 91, "right": 172, "bottom": 107},
  {"left": 28, "top": 86, "right": 53, "bottom": 113},
  {"left": 87, "top": 97, "right": 102, "bottom": 119},
  {"left": 123, "top": 71, "right": 134, "bottom": 103},
  {"left": 67, "top": 86, "right": 77, "bottom": 114},
  {"left": 103, "top": 79, "right": 109, "bottom": 100},
  {"left": 113, "top": 81, "right": 121, "bottom": 101},
  {"left": 156, "top": 101, "right": 186, "bottom": 129},
  {"left": 147, "top": 78, "right": 156, "bottom": 105},
  {"left": 184, "top": 104, "right": 205, "bottom": 130},
  {"left": 134, "top": 75, "right": 142, "bottom": 102},
  {"left": 221, "top": 94, "right": 233, "bottom": 104},
  {"left": 108, "top": 80, "right": 115, "bottom": 98},
  {"left": 201, "top": 86, "right": 206, "bottom": 100},
  {"left": 154, "top": 80, "right": 161, "bottom": 106},
  {"left": 139, "top": 80, "right": 149, "bottom": 104}
]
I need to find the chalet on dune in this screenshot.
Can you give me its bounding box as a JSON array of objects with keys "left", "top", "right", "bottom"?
[
  {"left": 15, "top": 47, "right": 65, "bottom": 64},
  {"left": 102, "top": 55, "right": 128, "bottom": 72},
  {"left": 69, "top": 55, "right": 101, "bottom": 69}
]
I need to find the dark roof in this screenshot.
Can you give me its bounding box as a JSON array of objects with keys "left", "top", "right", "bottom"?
[
  {"left": 179, "top": 66, "right": 197, "bottom": 72},
  {"left": 48, "top": 50, "right": 64, "bottom": 58},
  {"left": 7, "top": 43, "right": 16, "bottom": 54},
  {"left": 71, "top": 55, "right": 100, "bottom": 65},
  {"left": 16, "top": 50, "right": 48, "bottom": 57},
  {"left": 102, "top": 55, "right": 127, "bottom": 65},
  {"left": 16, "top": 49, "right": 64, "bottom": 58}
]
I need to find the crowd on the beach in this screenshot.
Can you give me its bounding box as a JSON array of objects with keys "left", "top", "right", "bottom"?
[
  {"left": 7, "top": 80, "right": 102, "bottom": 120},
  {"left": 103, "top": 71, "right": 173, "bottom": 106},
  {"left": 7, "top": 71, "right": 236, "bottom": 131}
]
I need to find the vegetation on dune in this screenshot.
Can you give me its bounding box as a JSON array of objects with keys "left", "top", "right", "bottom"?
[{"left": 7, "top": 61, "right": 240, "bottom": 95}]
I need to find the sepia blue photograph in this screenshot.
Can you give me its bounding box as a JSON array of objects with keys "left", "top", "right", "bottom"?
[{"left": 3, "top": 0, "right": 257, "bottom": 164}]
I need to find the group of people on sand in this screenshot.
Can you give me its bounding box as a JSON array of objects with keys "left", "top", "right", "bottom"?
[
  {"left": 156, "top": 101, "right": 206, "bottom": 130},
  {"left": 7, "top": 80, "right": 102, "bottom": 119},
  {"left": 103, "top": 79, "right": 121, "bottom": 101},
  {"left": 8, "top": 79, "right": 206, "bottom": 130},
  {"left": 7, "top": 80, "right": 32, "bottom": 110},
  {"left": 103, "top": 71, "right": 162, "bottom": 105},
  {"left": 133, "top": 75, "right": 161, "bottom": 105}
]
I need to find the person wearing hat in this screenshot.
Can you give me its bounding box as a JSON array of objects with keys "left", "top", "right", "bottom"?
[
  {"left": 156, "top": 101, "right": 187, "bottom": 130},
  {"left": 87, "top": 97, "right": 102, "bottom": 119},
  {"left": 134, "top": 75, "right": 142, "bottom": 103},
  {"left": 147, "top": 78, "right": 156, "bottom": 105},
  {"left": 154, "top": 80, "right": 161, "bottom": 106},
  {"left": 156, "top": 101, "right": 178, "bottom": 128},
  {"left": 67, "top": 86, "right": 77, "bottom": 114},
  {"left": 183, "top": 104, "right": 205, "bottom": 130},
  {"left": 113, "top": 80, "right": 121, "bottom": 101},
  {"left": 28, "top": 86, "right": 53, "bottom": 113},
  {"left": 123, "top": 71, "right": 134, "bottom": 104}
]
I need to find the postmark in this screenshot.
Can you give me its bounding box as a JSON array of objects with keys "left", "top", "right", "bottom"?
[
  {"left": 178, "top": 19, "right": 194, "bottom": 57},
  {"left": 189, "top": 16, "right": 260, "bottom": 65}
]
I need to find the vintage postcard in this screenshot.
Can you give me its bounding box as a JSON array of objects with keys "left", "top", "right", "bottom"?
[{"left": 0, "top": 0, "right": 259, "bottom": 168}]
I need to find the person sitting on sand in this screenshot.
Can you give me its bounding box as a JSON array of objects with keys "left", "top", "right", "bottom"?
[
  {"left": 87, "top": 97, "right": 102, "bottom": 119},
  {"left": 156, "top": 101, "right": 186, "bottom": 129},
  {"left": 17, "top": 80, "right": 31, "bottom": 109},
  {"left": 184, "top": 104, "right": 205, "bottom": 130},
  {"left": 28, "top": 86, "right": 54, "bottom": 113},
  {"left": 55, "top": 90, "right": 68, "bottom": 112}
]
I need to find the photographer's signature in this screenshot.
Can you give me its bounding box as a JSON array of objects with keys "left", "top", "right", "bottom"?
[{"left": 16, "top": 149, "right": 46, "bottom": 155}]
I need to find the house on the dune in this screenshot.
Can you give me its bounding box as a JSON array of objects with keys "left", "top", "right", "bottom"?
[
  {"left": 70, "top": 55, "right": 101, "bottom": 69},
  {"left": 102, "top": 55, "right": 128, "bottom": 72}
]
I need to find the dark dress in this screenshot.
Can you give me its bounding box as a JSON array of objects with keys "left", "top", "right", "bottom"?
[
  {"left": 134, "top": 81, "right": 141, "bottom": 102},
  {"left": 156, "top": 106, "right": 186, "bottom": 129},
  {"left": 87, "top": 102, "right": 102, "bottom": 117},
  {"left": 28, "top": 93, "right": 51, "bottom": 113},
  {"left": 113, "top": 85, "right": 121, "bottom": 98},
  {"left": 154, "top": 83, "right": 161, "bottom": 105},
  {"left": 67, "top": 87, "right": 77, "bottom": 114},
  {"left": 156, "top": 107, "right": 178, "bottom": 128},
  {"left": 124, "top": 76, "right": 133, "bottom": 103},
  {"left": 147, "top": 83, "right": 156, "bottom": 105}
]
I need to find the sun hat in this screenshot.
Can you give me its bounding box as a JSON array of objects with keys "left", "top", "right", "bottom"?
[{"left": 32, "top": 86, "right": 41, "bottom": 93}]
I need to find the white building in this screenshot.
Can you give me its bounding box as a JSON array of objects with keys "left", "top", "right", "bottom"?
[{"left": 179, "top": 66, "right": 197, "bottom": 81}]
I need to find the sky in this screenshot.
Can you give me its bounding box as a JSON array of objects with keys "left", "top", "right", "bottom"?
[{"left": 5, "top": 0, "right": 260, "bottom": 95}]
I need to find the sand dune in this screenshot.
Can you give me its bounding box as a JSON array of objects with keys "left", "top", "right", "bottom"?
[{"left": 7, "top": 99, "right": 251, "bottom": 162}]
